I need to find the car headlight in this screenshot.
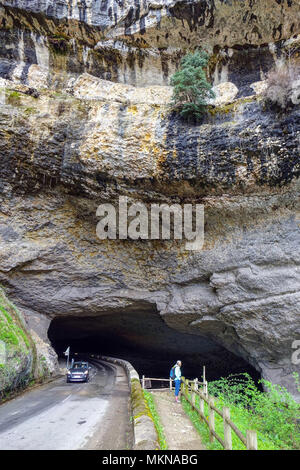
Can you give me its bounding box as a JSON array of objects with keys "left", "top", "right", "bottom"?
[{"left": 84, "top": 370, "right": 88, "bottom": 374}]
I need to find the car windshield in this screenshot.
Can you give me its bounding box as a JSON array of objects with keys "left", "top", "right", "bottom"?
[{"left": 73, "top": 363, "right": 84, "bottom": 369}]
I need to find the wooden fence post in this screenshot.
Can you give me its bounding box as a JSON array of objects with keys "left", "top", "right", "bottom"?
[
  {"left": 208, "top": 397, "right": 215, "bottom": 442},
  {"left": 223, "top": 407, "right": 232, "bottom": 450},
  {"left": 192, "top": 378, "right": 198, "bottom": 407},
  {"left": 246, "top": 430, "right": 257, "bottom": 450},
  {"left": 180, "top": 377, "right": 184, "bottom": 396},
  {"left": 199, "top": 391, "right": 204, "bottom": 419},
  {"left": 169, "top": 377, "right": 172, "bottom": 392},
  {"left": 142, "top": 375, "right": 145, "bottom": 390},
  {"left": 204, "top": 379, "right": 208, "bottom": 397},
  {"left": 191, "top": 381, "right": 195, "bottom": 406}
]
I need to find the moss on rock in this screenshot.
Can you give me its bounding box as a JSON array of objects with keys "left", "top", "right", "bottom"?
[
  {"left": 131, "top": 379, "right": 151, "bottom": 418},
  {"left": 208, "top": 95, "right": 257, "bottom": 117},
  {"left": 130, "top": 378, "right": 160, "bottom": 449},
  {"left": 0, "top": 288, "right": 52, "bottom": 399}
]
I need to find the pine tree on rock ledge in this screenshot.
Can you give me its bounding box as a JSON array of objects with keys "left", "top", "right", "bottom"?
[{"left": 170, "top": 50, "right": 215, "bottom": 122}]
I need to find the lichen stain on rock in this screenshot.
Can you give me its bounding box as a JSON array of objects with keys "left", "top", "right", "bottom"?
[{"left": 1, "top": 1, "right": 300, "bottom": 87}]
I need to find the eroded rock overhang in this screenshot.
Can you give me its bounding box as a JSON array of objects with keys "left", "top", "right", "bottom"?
[{"left": 0, "top": 0, "right": 299, "bottom": 397}]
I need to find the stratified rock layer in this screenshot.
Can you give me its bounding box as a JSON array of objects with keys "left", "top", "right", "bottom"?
[{"left": 0, "top": 0, "right": 299, "bottom": 88}]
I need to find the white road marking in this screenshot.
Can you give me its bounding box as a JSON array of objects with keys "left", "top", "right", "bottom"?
[{"left": 62, "top": 394, "right": 72, "bottom": 403}]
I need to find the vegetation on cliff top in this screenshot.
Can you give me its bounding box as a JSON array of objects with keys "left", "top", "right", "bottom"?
[{"left": 170, "top": 50, "right": 215, "bottom": 122}]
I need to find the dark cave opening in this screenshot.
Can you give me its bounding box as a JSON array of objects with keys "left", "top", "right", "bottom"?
[{"left": 48, "top": 309, "right": 261, "bottom": 384}]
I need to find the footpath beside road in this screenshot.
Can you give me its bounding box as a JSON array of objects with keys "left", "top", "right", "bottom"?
[{"left": 152, "top": 392, "right": 205, "bottom": 450}]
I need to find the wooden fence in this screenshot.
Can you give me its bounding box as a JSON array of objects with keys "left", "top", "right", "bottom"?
[
  {"left": 181, "top": 377, "right": 257, "bottom": 450},
  {"left": 141, "top": 370, "right": 258, "bottom": 450},
  {"left": 141, "top": 376, "right": 173, "bottom": 391}
]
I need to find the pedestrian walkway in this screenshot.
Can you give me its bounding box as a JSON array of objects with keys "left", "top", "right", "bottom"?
[{"left": 152, "top": 391, "right": 205, "bottom": 450}]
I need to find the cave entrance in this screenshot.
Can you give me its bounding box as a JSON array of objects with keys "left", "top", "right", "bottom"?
[{"left": 48, "top": 308, "right": 261, "bottom": 382}]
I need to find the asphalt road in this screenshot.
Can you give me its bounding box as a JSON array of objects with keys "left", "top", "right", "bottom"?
[{"left": 0, "top": 359, "right": 132, "bottom": 450}]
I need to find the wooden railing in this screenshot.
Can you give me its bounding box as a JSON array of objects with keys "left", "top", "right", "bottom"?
[
  {"left": 181, "top": 377, "right": 257, "bottom": 450},
  {"left": 142, "top": 365, "right": 209, "bottom": 392},
  {"left": 141, "top": 376, "right": 173, "bottom": 391},
  {"left": 141, "top": 371, "right": 258, "bottom": 450}
]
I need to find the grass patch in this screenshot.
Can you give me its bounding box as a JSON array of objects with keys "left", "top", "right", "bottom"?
[
  {"left": 0, "top": 288, "right": 36, "bottom": 399},
  {"left": 181, "top": 395, "right": 277, "bottom": 450},
  {"left": 181, "top": 373, "right": 300, "bottom": 450},
  {"left": 0, "top": 321, "right": 19, "bottom": 345},
  {"left": 0, "top": 302, "right": 30, "bottom": 348},
  {"left": 144, "top": 391, "right": 168, "bottom": 450},
  {"left": 181, "top": 396, "right": 221, "bottom": 450},
  {"left": 6, "top": 90, "right": 21, "bottom": 105},
  {"left": 23, "top": 107, "right": 37, "bottom": 116}
]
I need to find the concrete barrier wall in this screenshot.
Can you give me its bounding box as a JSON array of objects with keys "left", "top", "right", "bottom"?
[{"left": 98, "top": 355, "right": 159, "bottom": 450}]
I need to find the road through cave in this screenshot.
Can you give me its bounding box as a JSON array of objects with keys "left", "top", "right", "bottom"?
[{"left": 48, "top": 308, "right": 261, "bottom": 383}]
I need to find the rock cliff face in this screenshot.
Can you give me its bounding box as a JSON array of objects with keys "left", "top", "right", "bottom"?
[
  {"left": 0, "top": 1, "right": 299, "bottom": 396},
  {"left": 0, "top": 287, "right": 55, "bottom": 397},
  {"left": 1, "top": 0, "right": 300, "bottom": 88}
]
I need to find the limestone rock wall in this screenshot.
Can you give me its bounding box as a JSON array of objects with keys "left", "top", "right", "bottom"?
[
  {"left": 0, "top": 1, "right": 299, "bottom": 88},
  {"left": 0, "top": 0, "right": 299, "bottom": 397},
  {"left": 0, "top": 74, "right": 299, "bottom": 396}
]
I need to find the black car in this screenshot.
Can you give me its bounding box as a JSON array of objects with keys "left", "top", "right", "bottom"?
[{"left": 66, "top": 361, "right": 91, "bottom": 383}]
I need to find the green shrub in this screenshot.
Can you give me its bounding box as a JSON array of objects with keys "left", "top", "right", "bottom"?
[
  {"left": 181, "top": 394, "right": 277, "bottom": 450},
  {"left": 170, "top": 50, "right": 215, "bottom": 122},
  {"left": 207, "top": 373, "right": 300, "bottom": 449},
  {"left": 6, "top": 90, "right": 21, "bottom": 106},
  {"left": 0, "top": 289, "right": 42, "bottom": 399},
  {"left": 0, "top": 302, "right": 30, "bottom": 348}
]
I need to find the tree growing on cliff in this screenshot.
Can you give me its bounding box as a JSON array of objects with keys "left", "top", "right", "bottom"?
[{"left": 170, "top": 50, "right": 215, "bottom": 122}]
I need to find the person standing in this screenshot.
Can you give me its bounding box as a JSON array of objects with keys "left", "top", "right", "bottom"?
[{"left": 174, "top": 360, "right": 182, "bottom": 402}]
